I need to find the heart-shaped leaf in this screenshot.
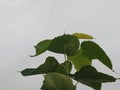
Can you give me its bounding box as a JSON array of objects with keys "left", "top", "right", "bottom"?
[
  {"left": 81, "top": 41, "right": 112, "bottom": 69},
  {"left": 41, "top": 72, "right": 76, "bottom": 90},
  {"left": 48, "top": 34, "right": 79, "bottom": 56}
]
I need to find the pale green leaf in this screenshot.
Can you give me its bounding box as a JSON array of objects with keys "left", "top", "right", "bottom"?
[
  {"left": 41, "top": 72, "right": 76, "bottom": 90},
  {"left": 68, "top": 49, "right": 91, "bottom": 71}
]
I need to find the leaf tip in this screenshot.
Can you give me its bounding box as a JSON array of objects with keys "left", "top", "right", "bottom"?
[{"left": 29, "top": 55, "right": 35, "bottom": 57}]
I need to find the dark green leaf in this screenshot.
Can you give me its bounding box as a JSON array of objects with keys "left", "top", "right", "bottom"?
[
  {"left": 72, "top": 65, "right": 116, "bottom": 90},
  {"left": 32, "top": 40, "right": 52, "bottom": 57},
  {"left": 55, "top": 65, "right": 68, "bottom": 75},
  {"left": 21, "top": 57, "right": 59, "bottom": 76},
  {"left": 73, "top": 65, "right": 116, "bottom": 83},
  {"left": 80, "top": 81, "right": 101, "bottom": 90},
  {"left": 62, "top": 61, "right": 72, "bottom": 75},
  {"left": 21, "top": 68, "right": 38, "bottom": 76},
  {"left": 48, "top": 34, "right": 79, "bottom": 56},
  {"left": 81, "top": 41, "right": 112, "bottom": 69},
  {"left": 55, "top": 61, "right": 72, "bottom": 75},
  {"left": 80, "top": 48, "right": 96, "bottom": 60},
  {"left": 41, "top": 72, "right": 76, "bottom": 90},
  {"left": 68, "top": 49, "right": 91, "bottom": 71},
  {"left": 21, "top": 57, "right": 70, "bottom": 76}
]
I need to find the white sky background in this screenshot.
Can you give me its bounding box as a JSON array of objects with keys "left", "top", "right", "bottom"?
[{"left": 0, "top": 0, "right": 120, "bottom": 90}]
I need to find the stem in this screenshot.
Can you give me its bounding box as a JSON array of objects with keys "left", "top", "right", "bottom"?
[{"left": 63, "top": 43, "right": 67, "bottom": 61}]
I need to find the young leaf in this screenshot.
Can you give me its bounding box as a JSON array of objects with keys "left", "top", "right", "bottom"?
[
  {"left": 32, "top": 40, "right": 52, "bottom": 57},
  {"left": 68, "top": 49, "right": 92, "bottom": 71},
  {"left": 41, "top": 72, "right": 76, "bottom": 90},
  {"left": 81, "top": 41, "right": 112, "bottom": 69},
  {"left": 48, "top": 34, "right": 79, "bottom": 56},
  {"left": 21, "top": 56, "right": 59, "bottom": 76},
  {"left": 72, "top": 33, "right": 93, "bottom": 39}
]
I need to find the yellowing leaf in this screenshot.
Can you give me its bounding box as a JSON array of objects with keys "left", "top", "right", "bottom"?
[{"left": 72, "top": 33, "right": 93, "bottom": 39}]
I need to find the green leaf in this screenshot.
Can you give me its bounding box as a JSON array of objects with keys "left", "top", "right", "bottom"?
[
  {"left": 41, "top": 72, "right": 76, "bottom": 90},
  {"left": 81, "top": 41, "right": 112, "bottom": 69},
  {"left": 55, "top": 61, "right": 72, "bottom": 75},
  {"left": 79, "top": 48, "right": 96, "bottom": 60},
  {"left": 21, "top": 57, "right": 70, "bottom": 76},
  {"left": 72, "top": 65, "right": 116, "bottom": 90},
  {"left": 80, "top": 81, "right": 101, "bottom": 90},
  {"left": 68, "top": 49, "right": 91, "bottom": 71},
  {"left": 32, "top": 40, "right": 52, "bottom": 57},
  {"left": 62, "top": 61, "right": 72, "bottom": 75},
  {"left": 21, "top": 57, "right": 59, "bottom": 76},
  {"left": 73, "top": 65, "right": 116, "bottom": 83},
  {"left": 72, "top": 33, "right": 93, "bottom": 39},
  {"left": 48, "top": 34, "right": 79, "bottom": 56}
]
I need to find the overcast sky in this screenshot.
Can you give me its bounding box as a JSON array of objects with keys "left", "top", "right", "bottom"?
[{"left": 0, "top": 0, "right": 120, "bottom": 90}]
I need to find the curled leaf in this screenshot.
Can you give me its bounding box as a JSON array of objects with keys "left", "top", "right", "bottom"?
[
  {"left": 72, "top": 33, "right": 93, "bottom": 39},
  {"left": 31, "top": 40, "right": 52, "bottom": 57}
]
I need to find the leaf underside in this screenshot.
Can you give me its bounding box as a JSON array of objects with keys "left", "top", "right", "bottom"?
[
  {"left": 68, "top": 49, "right": 91, "bottom": 71},
  {"left": 41, "top": 72, "right": 76, "bottom": 90}
]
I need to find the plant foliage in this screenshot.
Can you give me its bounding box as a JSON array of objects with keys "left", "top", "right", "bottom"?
[{"left": 21, "top": 32, "right": 117, "bottom": 90}]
